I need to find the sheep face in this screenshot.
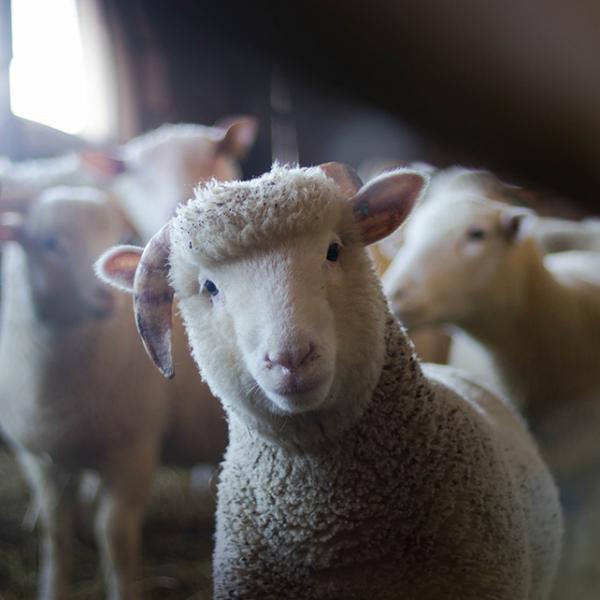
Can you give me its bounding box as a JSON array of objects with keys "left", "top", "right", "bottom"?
[
  {"left": 97, "top": 164, "right": 428, "bottom": 434},
  {"left": 176, "top": 228, "right": 381, "bottom": 417},
  {"left": 382, "top": 196, "right": 533, "bottom": 329},
  {"left": 2, "top": 188, "right": 129, "bottom": 326}
]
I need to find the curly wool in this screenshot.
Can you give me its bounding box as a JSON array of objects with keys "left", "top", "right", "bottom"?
[
  {"left": 213, "top": 318, "right": 561, "bottom": 599},
  {"left": 165, "top": 164, "right": 561, "bottom": 598},
  {"left": 172, "top": 165, "right": 347, "bottom": 262}
]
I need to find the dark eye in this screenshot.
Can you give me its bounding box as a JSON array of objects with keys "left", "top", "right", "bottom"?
[
  {"left": 326, "top": 242, "right": 341, "bottom": 262},
  {"left": 203, "top": 279, "right": 219, "bottom": 296},
  {"left": 41, "top": 237, "right": 61, "bottom": 252},
  {"left": 466, "top": 227, "right": 487, "bottom": 241}
]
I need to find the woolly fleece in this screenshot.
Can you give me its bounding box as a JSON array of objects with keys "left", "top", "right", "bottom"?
[
  {"left": 172, "top": 164, "right": 348, "bottom": 263},
  {"left": 165, "top": 165, "right": 562, "bottom": 599},
  {"left": 213, "top": 319, "right": 561, "bottom": 599}
]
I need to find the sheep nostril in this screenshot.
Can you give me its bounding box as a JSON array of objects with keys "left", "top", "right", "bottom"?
[{"left": 266, "top": 343, "right": 315, "bottom": 372}]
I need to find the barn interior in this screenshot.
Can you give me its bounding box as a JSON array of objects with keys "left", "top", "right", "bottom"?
[{"left": 1, "top": 0, "right": 599, "bottom": 598}]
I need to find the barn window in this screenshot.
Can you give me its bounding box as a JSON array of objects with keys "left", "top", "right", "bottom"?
[{"left": 8, "top": 0, "right": 115, "bottom": 142}]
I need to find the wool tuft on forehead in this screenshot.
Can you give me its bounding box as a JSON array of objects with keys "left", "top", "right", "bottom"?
[{"left": 171, "top": 164, "right": 347, "bottom": 262}]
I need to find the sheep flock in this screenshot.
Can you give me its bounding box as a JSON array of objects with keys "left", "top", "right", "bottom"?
[{"left": 1, "top": 125, "right": 599, "bottom": 600}]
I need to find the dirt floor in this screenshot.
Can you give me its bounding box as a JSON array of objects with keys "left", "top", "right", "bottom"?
[{"left": 0, "top": 451, "right": 215, "bottom": 599}]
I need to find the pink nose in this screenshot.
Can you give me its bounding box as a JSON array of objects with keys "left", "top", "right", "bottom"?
[{"left": 265, "top": 343, "right": 315, "bottom": 372}]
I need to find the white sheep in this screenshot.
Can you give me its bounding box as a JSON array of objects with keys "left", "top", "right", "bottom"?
[
  {"left": 0, "top": 116, "right": 257, "bottom": 240},
  {"left": 98, "top": 164, "right": 562, "bottom": 599},
  {"left": 381, "top": 192, "right": 600, "bottom": 600},
  {"left": 531, "top": 216, "right": 600, "bottom": 254},
  {"left": 0, "top": 186, "right": 226, "bottom": 600}
]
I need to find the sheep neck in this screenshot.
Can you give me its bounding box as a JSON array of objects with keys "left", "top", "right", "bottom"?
[
  {"left": 227, "top": 316, "right": 424, "bottom": 454},
  {"left": 457, "top": 241, "right": 594, "bottom": 413}
]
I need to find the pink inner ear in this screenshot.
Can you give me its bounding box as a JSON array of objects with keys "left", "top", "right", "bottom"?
[
  {"left": 216, "top": 117, "right": 258, "bottom": 157},
  {"left": 352, "top": 172, "right": 426, "bottom": 245},
  {"left": 103, "top": 250, "right": 142, "bottom": 289}
]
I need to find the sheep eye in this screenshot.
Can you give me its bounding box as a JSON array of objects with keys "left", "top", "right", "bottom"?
[
  {"left": 326, "top": 242, "right": 341, "bottom": 262},
  {"left": 466, "top": 227, "right": 486, "bottom": 241},
  {"left": 41, "top": 237, "right": 61, "bottom": 252},
  {"left": 203, "top": 279, "right": 219, "bottom": 296}
]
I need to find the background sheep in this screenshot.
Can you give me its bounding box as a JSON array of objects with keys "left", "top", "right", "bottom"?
[
  {"left": 366, "top": 165, "right": 530, "bottom": 366},
  {"left": 531, "top": 216, "right": 600, "bottom": 254},
  {"left": 382, "top": 192, "right": 600, "bottom": 600},
  {"left": 0, "top": 116, "right": 257, "bottom": 241},
  {"left": 99, "top": 164, "right": 562, "bottom": 599},
  {"left": 0, "top": 187, "right": 226, "bottom": 600}
]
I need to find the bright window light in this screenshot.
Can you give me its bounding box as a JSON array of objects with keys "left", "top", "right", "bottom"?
[{"left": 9, "top": 0, "right": 87, "bottom": 134}]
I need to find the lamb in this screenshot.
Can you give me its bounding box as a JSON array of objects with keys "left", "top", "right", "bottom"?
[
  {"left": 0, "top": 116, "right": 257, "bottom": 240},
  {"left": 381, "top": 192, "right": 600, "bottom": 600},
  {"left": 0, "top": 186, "right": 226, "bottom": 600},
  {"left": 381, "top": 185, "right": 600, "bottom": 414},
  {"left": 98, "top": 163, "right": 562, "bottom": 599},
  {"left": 367, "top": 164, "right": 523, "bottom": 366},
  {"left": 107, "top": 117, "right": 257, "bottom": 240}
]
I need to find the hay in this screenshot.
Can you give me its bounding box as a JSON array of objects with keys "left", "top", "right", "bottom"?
[{"left": 0, "top": 451, "right": 215, "bottom": 599}]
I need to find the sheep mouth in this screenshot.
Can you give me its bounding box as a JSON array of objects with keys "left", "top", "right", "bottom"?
[{"left": 270, "top": 375, "right": 327, "bottom": 396}]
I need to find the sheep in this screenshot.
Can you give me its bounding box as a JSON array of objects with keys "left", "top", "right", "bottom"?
[
  {"left": 381, "top": 192, "right": 600, "bottom": 600},
  {"left": 0, "top": 186, "right": 226, "bottom": 600},
  {"left": 98, "top": 163, "right": 562, "bottom": 599},
  {"left": 531, "top": 216, "right": 600, "bottom": 254},
  {"left": 108, "top": 117, "right": 257, "bottom": 240},
  {"left": 0, "top": 116, "right": 257, "bottom": 240}
]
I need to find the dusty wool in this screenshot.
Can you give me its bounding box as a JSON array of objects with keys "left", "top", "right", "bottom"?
[{"left": 172, "top": 164, "right": 347, "bottom": 262}]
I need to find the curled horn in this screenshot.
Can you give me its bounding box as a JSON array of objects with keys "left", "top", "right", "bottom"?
[
  {"left": 319, "top": 162, "right": 363, "bottom": 198},
  {"left": 133, "top": 223, "right": 175, "bottom": 378}
]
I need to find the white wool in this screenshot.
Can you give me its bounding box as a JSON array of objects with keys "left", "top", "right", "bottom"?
[
  {"left": 164, "top": 164, "right": 562, "bottom": 598},
  {"left": 172, "top": 164, "right": 347, "bottom": 262},
  {"left": 121, "top": 122, "right": 223, "bottom": 162}
]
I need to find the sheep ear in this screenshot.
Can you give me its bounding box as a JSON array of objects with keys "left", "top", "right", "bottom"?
[
  {"left": 133, "top": 224, "right": 175, "bottom": 379},
  {"left": 0, "top": 212, "right": 25, "bottom": 244},
  {"left": 351, "top": 170, "right": 428, "bottom": 245},
  {"left": 319, "top": 162, "right": 363, "bottom": 199},
  {"left": 80, "top": 150, "right": 128, "bottom": 177},
  {"left": 215, "top": 116, "right": 258, "bottom": 158},
  {"left": 500, "top": 207, "right": 535, "bottom": 242},
  {"left": 95, "top": 245, "right": 143, "bottom": 293}
]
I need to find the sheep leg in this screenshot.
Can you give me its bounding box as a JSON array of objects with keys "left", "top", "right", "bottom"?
[
  {"left": 94, "top": 442, "right": 159, "bottom": 600},
  {"left": 16, "top": 450, "right": 78, "bottom": 600}
]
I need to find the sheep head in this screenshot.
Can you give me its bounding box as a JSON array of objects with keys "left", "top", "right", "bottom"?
[
  {"left": 382, "top": 194, "right": 535, "bottom": 329},
  {"left": 1, "top": 187, "right": 131, "bottom": 326},
  {"left": 97, "top": 164, "right": 427, "bottom": 433}
]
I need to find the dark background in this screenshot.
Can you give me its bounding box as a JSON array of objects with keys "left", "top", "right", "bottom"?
[{"left": 2, "top": 0, "right": 600, "bottom": 213}]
